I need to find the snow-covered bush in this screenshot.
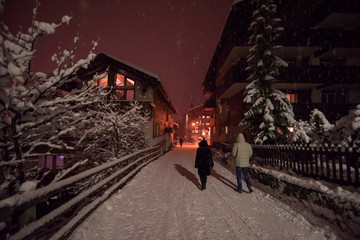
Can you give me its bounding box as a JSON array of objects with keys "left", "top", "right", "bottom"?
[
  {"left": 241, "top": 0, "right": 295, "bottom": 144},
  {"left": 287, "top": 120, "right": 312, "bottom": 144},
  {"left": 330, "top": 104, "right": 360, "bottom": 147},
  {"left": 288, "top": 106, "right": 360, "bottom": 148}
]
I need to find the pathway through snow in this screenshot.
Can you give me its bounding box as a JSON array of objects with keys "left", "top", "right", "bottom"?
[{"left": 70, "top": 144, "right": 337, "bottom": 240}]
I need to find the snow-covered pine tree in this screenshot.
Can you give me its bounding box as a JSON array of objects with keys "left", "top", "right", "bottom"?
[
  {"left": 308, "top": 109, "right": 334, "bottom": 146},
  {"left": 0, "top": 1, "right": 100, "bottom": 185},
  {"left": 241, "top": 0, "right": 295, "bottom": 144}
]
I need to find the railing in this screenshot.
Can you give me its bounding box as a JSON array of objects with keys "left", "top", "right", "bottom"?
[
  {"left": 0, "top": 146, "right": 162, "bottom": 240},
  {"left": 251, "top": 144, "right": 360, "bottom": 187}
]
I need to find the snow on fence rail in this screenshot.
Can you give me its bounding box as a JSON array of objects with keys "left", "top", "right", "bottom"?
[
  {"left": 0, "top": 146, "right": 162, "bottom": 240},
  {"left": 251, "top": 144, "right": 360, "bottom": 187}
]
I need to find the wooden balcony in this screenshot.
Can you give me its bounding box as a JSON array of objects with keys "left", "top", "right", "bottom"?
[{"left": 217, "top": 62, "right": 360, "bottom": 100}]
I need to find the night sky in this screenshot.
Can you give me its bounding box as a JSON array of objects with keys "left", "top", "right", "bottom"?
[{"left": 1, "top": 0, "right": 234, "bottom": 120}]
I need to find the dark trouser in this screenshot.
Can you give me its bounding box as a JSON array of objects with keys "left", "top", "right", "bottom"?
[{"left": 198, "top": 169, "right": 208, "bottom": 189}]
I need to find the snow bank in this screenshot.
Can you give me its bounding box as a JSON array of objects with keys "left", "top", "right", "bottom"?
[{"left": 249, "top": 164, "right": 360, "bottom": 239}]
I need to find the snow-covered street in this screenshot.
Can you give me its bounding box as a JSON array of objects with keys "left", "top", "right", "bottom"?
[{"left": 69, "top": 144, "right": 337, "bottom": 240}]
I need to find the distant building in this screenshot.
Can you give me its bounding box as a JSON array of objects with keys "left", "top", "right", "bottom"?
[
  {"left": 183, "top": 104, "right": 213, "bottom": 144},
  {"left": 76, "top": 53, "right": 178, "bottom": 153},
  {"left": 203, "top": 0, "right": 360, "bottom": 145}
]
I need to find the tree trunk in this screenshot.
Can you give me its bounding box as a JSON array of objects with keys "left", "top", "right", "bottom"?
[{"left": 11, "top": 117, "right": 25, "bottom": 183}]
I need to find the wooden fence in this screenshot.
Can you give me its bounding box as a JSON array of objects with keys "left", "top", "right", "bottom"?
[
  {"left": 0, "top": 146, "right": 162, "bottom": 240},
  {"left": 251, "top": 144, "right": 360, "bottom": 187}
]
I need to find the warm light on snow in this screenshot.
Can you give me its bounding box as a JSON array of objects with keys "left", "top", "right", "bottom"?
[{"left": 70, "top": 147, "right": 338, "bottom": 240}]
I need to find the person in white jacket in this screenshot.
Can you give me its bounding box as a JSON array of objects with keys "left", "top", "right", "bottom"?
[{"left": 232, "top": 133, "right": 253, "bottom": 193}]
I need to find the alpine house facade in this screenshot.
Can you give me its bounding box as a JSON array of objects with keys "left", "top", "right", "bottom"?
[
  {"left": 203, "top": 0, "right": 360, "bottom": 145},
  {"left": 76, "top": 53, "right": 178, "bottom": 153}
]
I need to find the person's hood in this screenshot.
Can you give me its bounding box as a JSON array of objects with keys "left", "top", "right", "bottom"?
[
  {"left": 199, "top": 140, "right": 208, "bottom": 147},
  {"left": 236, "top": 133, "right": 245, "bottom": 143}
]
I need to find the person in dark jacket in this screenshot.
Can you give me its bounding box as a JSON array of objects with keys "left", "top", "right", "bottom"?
[{"left": 195, "top": 139, "right": 213, "bottom": 190}]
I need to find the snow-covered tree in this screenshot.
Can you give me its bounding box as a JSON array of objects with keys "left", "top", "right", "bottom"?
[
  {"left": 329, "top": 105, "right": 360, "bottom": 147},
  {"left": 71, "top": 99, "right": 149, "bottom": 162},
  {"left": 0, "top": 1, "right": 100, "bottom": 186},
  {"left": 241, "top": 0, "right": 295, "bottom": 144},
  {"left": 308, "top": 109, "right": 334, "bottom": 145},
  {"left": 42, "top": 98, "right": 150, "bottom": 188},
  {"left": 288, "top": 106, "right": 360, "bottom": 148}
]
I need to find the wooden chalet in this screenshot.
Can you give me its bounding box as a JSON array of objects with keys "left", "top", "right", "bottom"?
[{"left": 76, "top": 52, "right": 178, "bottom": 152}]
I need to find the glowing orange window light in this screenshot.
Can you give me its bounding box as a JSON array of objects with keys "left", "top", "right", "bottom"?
[
  {"left": 99, "top": 75, "right": 108, "bottom": 86},
  {"left": 127, "top": 78, "right": 135, "bottom": 86},
  {"left": 116, "top": 74, "right": 125, "bottom": 86},
  {"left": 286, "top": 93, "right": 298, "bottom": 103}
]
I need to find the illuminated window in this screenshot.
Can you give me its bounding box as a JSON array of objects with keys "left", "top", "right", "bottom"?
[
  {"left": 127, "top": 78, "right": 135, "bottom": 86},
  {"left": 116, "top": 74, "right": 125, "bottom": 86},
  {"left": 38, "top": 155, "right": 64, "bottom": 169},
  {"left": 127, "top": 90, "right": 134, "bottom": 100},
  {"left": 99, "top": 76, "right": 108, "bottom": 86},
  {"left": 93, "top": 75, "right": 108, "bottom": 86},
  {"left": 286, "top": 93, "right": 298, "bottom": 103},
  {"left": 114, "top": 74, "right": 135, "bottom": 100}
]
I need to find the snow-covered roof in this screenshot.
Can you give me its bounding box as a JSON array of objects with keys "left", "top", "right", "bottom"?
[
  {"left": 232, "top": 0, "right": 245, "bottom": 6},
  {"left": 83, "top": 52, "right": 178, "bottom": 114},
  {"left": 98, "top": 52, "right": 160, "bottom": 80}
]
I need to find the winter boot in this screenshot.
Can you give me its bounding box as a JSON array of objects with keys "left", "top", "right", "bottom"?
[{"left": 248, "top": 187, "right": 253, "bottom": 193}]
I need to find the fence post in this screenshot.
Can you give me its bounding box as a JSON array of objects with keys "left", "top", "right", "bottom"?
[
  {"left": 19, "top": 206, "right": 36, "bottom": 230},
  {"left": 319, "top": 146, "right": 324, "bottom": 179},
  {"left": 280, "top": 145, "right": 284, "bottom": 169},
  {"left": 326, "top": 147, "right": 331, "bottom": 180},
  {"left": 0, "top": 165, "right": 5, "bottom": 184},
  {"left": 354, "top": 149, "right": 359, "bottom": 187},
  {"left": 285, "top": 145, "right": 288, "bottom": 169},
  {"left": 289, "top": 145, "right": 295, "bottom": 170},
  {"left": 338, "top": 147, "right": 344, "bottom": 184},
  {"left": 18, "top": 184, "right": 37, "bottom": 231},
  {"left": 309, "top": 145, "right": 314, "bottom": 176},
  {"left": 304, "top": 145, "right": 309, "bottom": 175},
  {"left": 300, "top": 145, "right": 305, "bottom": 176},
  {"left": 346, "top": 148, "right": 351, "bottom": 184},
  {"left": 314, "top": 145, "right": 319, "bottom": 177},
  {"left": 330, "top": 147, "right": 337, "bottom": 183}
]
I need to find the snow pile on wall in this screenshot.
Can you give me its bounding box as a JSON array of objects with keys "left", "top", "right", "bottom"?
[{"left": 249, "top": 165, "right": 360, "bottom": 239}]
